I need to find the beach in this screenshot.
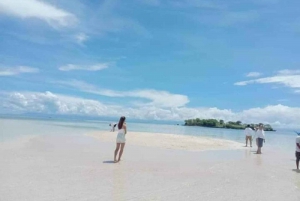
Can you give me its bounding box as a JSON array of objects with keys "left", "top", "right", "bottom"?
[
  {"left": 87, "top": 131, "right": 244, "bottom": 151},
  {"left": 1, "top": 119, "right": 300, "bottom": 201}
]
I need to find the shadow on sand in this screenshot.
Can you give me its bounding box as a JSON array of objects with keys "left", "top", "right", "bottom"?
[
  {"left": 103, "top": 160, "right": 116, "bottom": 164},
  {"left": 292, "top": 169, "right": 300, "bottom": 173}
]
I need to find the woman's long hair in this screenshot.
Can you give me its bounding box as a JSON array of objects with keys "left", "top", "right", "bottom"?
[{"left": 118, "top": 116, "right": 126, "bottom": 129}]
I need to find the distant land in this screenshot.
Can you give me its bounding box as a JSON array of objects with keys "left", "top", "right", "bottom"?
[{"left": 184, "top": 118, "right": 275, "bottom": 131}]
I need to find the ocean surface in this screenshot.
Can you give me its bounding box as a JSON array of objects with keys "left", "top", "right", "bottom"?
[{"left": 0, "top": 117, "right": 297, "bottom": 154}]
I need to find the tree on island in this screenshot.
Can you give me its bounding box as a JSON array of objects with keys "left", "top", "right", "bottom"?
[{"left": 184, "top": 118, "right": 275, "bottom": 131}]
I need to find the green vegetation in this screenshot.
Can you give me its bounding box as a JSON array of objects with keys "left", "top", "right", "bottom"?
[{"left": 184, "top": 118, "right": 275, "bottom": 131}]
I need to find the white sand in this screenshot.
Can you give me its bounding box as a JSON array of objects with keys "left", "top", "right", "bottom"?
[
  {"left": 87, "top": 131, "right": 244, "bottom": 151},
  {"left": 1, "top": 119, "right": 300, "bottom": 200}
]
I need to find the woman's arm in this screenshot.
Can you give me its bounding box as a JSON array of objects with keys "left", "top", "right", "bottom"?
[{"left": 124, "top": 124, "right": 127, "bottom": 134}]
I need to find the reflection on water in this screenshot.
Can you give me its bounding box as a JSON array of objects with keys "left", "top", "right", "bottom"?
[
  {"left": 244, "top": 149, "right": 252, "bottom": 159},
  {"left": 255, "top": 155, "right": 262, "bottom": 166}
]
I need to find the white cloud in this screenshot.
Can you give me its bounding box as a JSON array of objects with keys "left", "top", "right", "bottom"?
[
  {"left": 277, "top": 69, "right": 300, "bottom": 75},
  {"left": 0, "top": 66, "right": 39, "bottom": 76},
  {"left": 0, "top": 0, "right": 76, "bottom": 27},
  {"left": 58, "top": 63, "right": 109, "bottom": 71},
  {"left": 0, "top": 91, "right": 116, "bottom": 116},
  {"left": 1, "top": 91, "right": 300, "bottom": 128},
  {"left": 237, "top": 105, "right": 300, "bottom": 128},
  {"left": 80, "top": 0, "right": 151, "bottom": 38},
  {"left": 235, "top": 69, "right": 300, "bottom": 91},
  {"left": 246, "top": 72, "right": 262, "bottom": 77},
  {"left": 55, "top": 80, "right": 190, "bottom": 108},
  {"left": 75, "top": 33, "right": 88, "bottom": 44}
]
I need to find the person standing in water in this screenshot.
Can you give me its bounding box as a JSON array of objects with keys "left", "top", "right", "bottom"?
[
  {"left": 255, "top": 124, "right": 265, "bottom": 154},
  {"left": 114, "top": 116, "right": 127, "bottom": 163},
  {"left": 109, "top": 123, "right": 117, "bottom": 132},
  {"left": 244, "top": 125, "right": 253, "bottom": 147},
  {"left": 254, "top": 126, "right": 259, "bottom": 147},
  {"left": 295, "top": 132, "right": 300, "bottom": 170}
]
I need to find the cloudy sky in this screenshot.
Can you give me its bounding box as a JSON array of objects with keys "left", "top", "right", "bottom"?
[{"left": 0, "top": 0, "right": 300, "bottom": 128}]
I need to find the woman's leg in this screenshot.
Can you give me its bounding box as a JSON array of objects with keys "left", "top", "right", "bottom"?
[
  {"left": 118, "top": 143, "right": 126, "bottom": 162},
  {"left": 256, "top": 140, "right": 260, "bottom": 154},
  {"left": 258, "top": 139, "right": 263, "bottom": 154},
  {"left": 114, "top": 143, "right": 121, "bottom": 162}
]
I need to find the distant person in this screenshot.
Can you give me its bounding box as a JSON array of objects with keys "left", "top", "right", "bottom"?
[
  {"left": 295, "top": 132, "right": 300, "bottom": 170},
  {"left": 109, "top": 123, "right": 117, "bottom": 132},
  {"left": 114, "top": 116, "right": 127, "bottom": 163},
  {"left": 244, "top": 125, "right": 253, "bottom": 147},
  {"left": 254, "top": 126, "right": 259, "bottom": 147},
  {"left": 255, "top": 124, "right": 265, "bottom": 154}
]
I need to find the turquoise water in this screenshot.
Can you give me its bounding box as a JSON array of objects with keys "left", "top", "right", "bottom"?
[{"left": 0, "top": 117, "right": 297, "bottom": 154}]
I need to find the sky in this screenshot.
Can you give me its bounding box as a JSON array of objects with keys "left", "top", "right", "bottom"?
[{"left": 0, "top": 0, "right": 300, "bottom": 128}]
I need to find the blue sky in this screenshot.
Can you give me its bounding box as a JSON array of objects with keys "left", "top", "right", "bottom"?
[{"left": 0, "top": 0, "right": 300, "bottom": 128}]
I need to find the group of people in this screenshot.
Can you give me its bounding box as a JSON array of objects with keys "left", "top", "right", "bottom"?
[
  {"left": 245, "top": 124, "right": 300, "bottom": 170},
  {"left": 110, "top": 117, "right": 300, "bottom": 169},
  {"left": 244, "top": 123, "right": 265, "bottom": 154}
]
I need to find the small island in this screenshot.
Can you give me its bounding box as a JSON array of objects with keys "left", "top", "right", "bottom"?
[{"left": 184, "top": 118, "right": 275, "bottom": 131}]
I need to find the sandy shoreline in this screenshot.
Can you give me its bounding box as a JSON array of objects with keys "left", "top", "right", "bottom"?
[
  {"left": 1, "top": 133, "right": 299, "bottom": 201},
  {"left": 1, "top": 119, "right": 300, "bottom": 200},
  {"left": 87, "top": 131, "right": 244, "bottom": 151}
]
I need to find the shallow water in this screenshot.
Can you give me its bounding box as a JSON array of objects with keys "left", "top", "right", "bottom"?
[
  {"left": 0, "top": 117, "right": 297, "bottom": 154},
  {"left": 1, "top": 118, "right": 300, "bottom": 201}
]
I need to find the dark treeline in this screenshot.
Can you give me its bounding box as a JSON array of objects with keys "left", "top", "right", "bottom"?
[{"left": 184, "top": 118, "right": 275, "bottom": 131}]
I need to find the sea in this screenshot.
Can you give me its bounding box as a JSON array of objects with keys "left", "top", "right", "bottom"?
[{"left": 0, "top": 117, "right": 297, "bottom": 154}]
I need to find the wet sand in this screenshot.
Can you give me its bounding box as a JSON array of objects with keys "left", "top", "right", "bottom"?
[
  {"left": 0, "top": 134, "right": 299, "bottom": 201},
  {"left": 0, "top": 119, "right": 300, "bottom": 200},
  {"left": 87, "top": 131, "right": 244, "bottom": 151}
]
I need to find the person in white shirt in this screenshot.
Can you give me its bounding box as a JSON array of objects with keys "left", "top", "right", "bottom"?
[
  {"left": 254, "top": 126, "right": 259, "bottom": 147},
  {"left": 114, "top": 116, "right": 127, "bottom": 163},
  {"left": 254, "top": 124, "right": 265, "bottom": 154},
  {"left": 244, "top": 125, "right": 253, "bottom": 147},
  {"left": 295, "top": 133, "right": 300, "bottom": 170},
  {"left": 109, "top": 123, "right": 117, "bottom": 132}
]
